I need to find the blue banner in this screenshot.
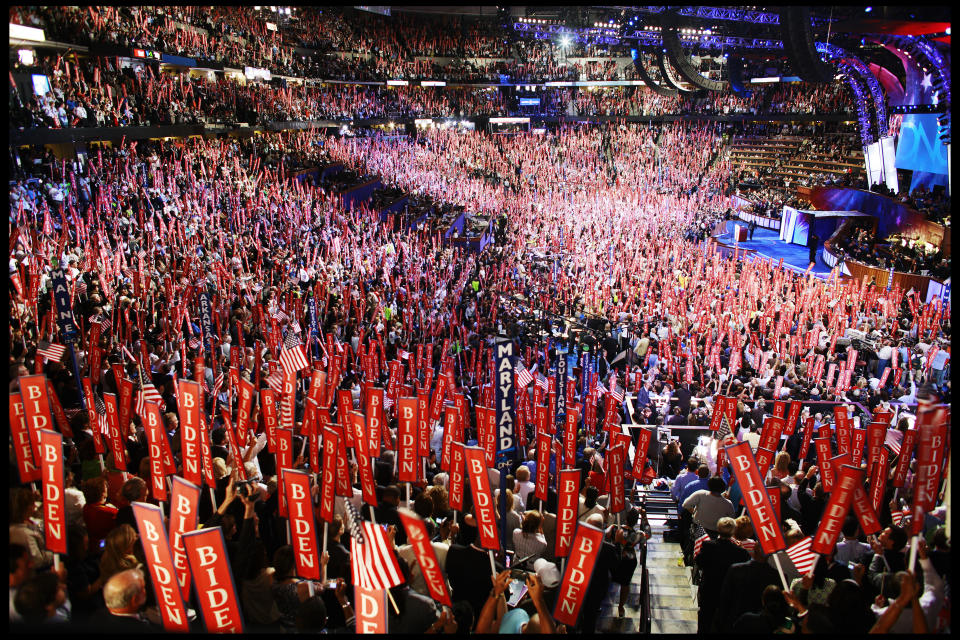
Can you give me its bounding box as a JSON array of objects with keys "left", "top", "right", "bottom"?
[
  {"left": 495, "top": 337, "right": 516, "bottom": 470},
  {"left": 50, "top": 268, "right": 79, "bottom": 343},
  {"left": 198, "top": 291, "right": 214, "bottom": 353}
]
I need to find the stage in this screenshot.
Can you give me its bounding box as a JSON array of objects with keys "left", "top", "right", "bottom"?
[{"left": 714, "top": 224, "right": 833, "bottom": 277}]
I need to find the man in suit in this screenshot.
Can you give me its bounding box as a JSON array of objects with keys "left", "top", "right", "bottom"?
[
  {"left": 694, "top": 517, "right": 750, "bottom": 633},
  {"left": 713, "top": 543, "right": 781, "bottom": 632},
  {"left": 808, "top": 232, "right": 820, "bottom": 266}
]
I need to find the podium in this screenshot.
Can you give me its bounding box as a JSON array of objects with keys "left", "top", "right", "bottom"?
[{"left": 733, "top": 224, "right": 748, "bottom": 242}]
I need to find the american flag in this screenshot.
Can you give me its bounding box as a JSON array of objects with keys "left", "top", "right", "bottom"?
[
  {"left": 595, "top": 379, "right": 608, "bottom": 395},
  {"left": 716, "top": 413, "right": 733, "bottom": 441},
  {"left": 384, "top": 395, "right": 394, "bottom": 411},
  {"left": 535, "top": 373, "right": 548, "bottom": 391},
  {"left": 89, "top": 313, "right": 111, "bottom": 333},
  {"left": 266, "top": 369, "right": 284, "bottom": 393},
  {"left": 610, "top": 385, "right": 625, "bottom": 404},
  {"left": 348, "top": 510, "right": 405, "bottom": 590},
  {"left": 135, "top": 378, "right": 164, "bottom": 417},
  {"left": 693, "top": 525, "right": 710, "bottom": 557},
  {"left": 737, "top": 539, "right": 757, "bottom": 553},
  {"left": 188, "top": 335, "right": 202, "bottom": 350},
  {"left": 279, "top": 330, "right": 310, "bottom": 374},
  {"left": 891, "top": 507, "right": 909, "bottom": 527},
  {"left": 75, "top": 278, "right": 87, "bottom": 296},
  {"left": 398, "top": 349, "right": 411, "bottom": 361},
  {"left": 516, "top": 364, "right": 533, "bottom": 388},
  {"left": 271, "top": 307, "right": 289, "bottom": 323},
  {"left": 37, "top": 341, "right": 67, "bottom": 363},
  {"left": 785, "top": 537, "right": 817, "bottom": 575}
]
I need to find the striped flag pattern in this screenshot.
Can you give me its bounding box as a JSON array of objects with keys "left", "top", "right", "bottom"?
[
  {"left": 37, "top": 341, "right": 67, "bottom": 362},
  {"left": 535, "top": 373, "right": 548, "bottom": 390},
  {"left": 350, "top": 520, "right": 405, "bottom": 591},
  {"left": 692, "top": 524, "right": 710, "bottom": 557},
  {"left": 610, "top": 385, "right": 625, "bottom": 404},
  {"left": 280, "top": 330, "right": 310, "bottom": 374},
  {"left": 136, "top": 380, "right": 164, "bottom": 417},
  {"left": 515, "top": 364, "right": 533, "bottom": 388},
  {"left": 890, "top": 507, "right": 909, "bottom": 527},
  {"left": 785, "top": 537, "right": 817, "bottom": 575},
  {"left": 265, "top": 369, "right": 284, "bottom": 393}
]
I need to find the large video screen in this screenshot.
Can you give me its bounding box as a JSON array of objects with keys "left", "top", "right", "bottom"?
[{"left": 895, "top": 114, "right": 948, "bottom": 175}]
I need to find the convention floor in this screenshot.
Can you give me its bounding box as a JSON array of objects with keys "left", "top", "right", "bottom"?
[{"left": 715, "top": 227, "right": 833, "bottom": 277}]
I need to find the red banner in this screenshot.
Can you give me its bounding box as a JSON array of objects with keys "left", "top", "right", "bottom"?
[
  {"left": 261, "top": 388, "right": 279, "bottom": 452},
  {"left": 535, "top": 432, "right": 551, "bottom": 503},
  {"left": 19, "top": 375, "right": 53, "bottom": 466},
  {"left": 463, "top": 446, "right": 499, "bottom": 550},
  {"left": 178, "top": 380, "right": 202, "bottom": 484},
  {"left": 834, "top": 406, "right": 851, "bottom": 455},
  {"left": 355, "top": 585, "right": 388, "bottom": 634},
  {"left": 81, "top": 378, "right": 105, "bottom": 454},
  {"left": 131, "top": 502, "right": 190, "bottom": 632},
  {"left": 350, "top": 414, "right": 377, "bottom": 507},
  {"left": 168, "top": 476, "right": 201, "bottom": 602},
  {"left": 182, "top": 527, "right": 245, "bottom": 632},
  {"left": 140, "top": 401, "right": 169, "bottom": 501},
  {"left": 46, "top": 380, "right": 72, "bottom": 438},
  {"left": 10, "top": 394, "right": 39, "bottom": 482},
  {"left": 758, "top": 416, "right": 785, "bottom": 453},
  {"left": 429, "top": 370, "right": 449, "bottom": 425},
  {"left": 864, "top": 422, "right": 886, "bottom": 476},
  {"left": 283, "top": 468, "right": 321, "bottom": 579},
  {"left": 331, "top": 424, "right": 352, "bottom": 497},
  {"left": 397, "top": 396, "right": 418, "bottom": 482},
  {"left": 553, "top": 521, "right": 604, "bottom": 626},
  {"left": 799, "top": 416, "right": 815, "bottom": 461},
  {"left": 318, "top": 427, "right": 339, "bottom": 523},
  {"left": 118, "top": 377, "right": 134, "bottom": 437},
  {"left": 785, "top": 401, "right": 802, "bottom": 436},
  {"left": 814, "top": 437, "right": 835, "bottom": 492},
  {"left": 441, "top": 404, "right": 460, "bottom": 471},
  {"left": 276, "top": 427, "right": 293, "bottom": 517},
  {"left": 869, "top": 446, "right": 890, "bottom": 513},
  {"left": 281, "top": 369, "right": 297, "bottom": 431},
  {"left": 850, "top": 484, "right": 882, "bottom": 536},
  {"left": 448, "top": 442, "right": 466, "bottom": 511},
  {"left": 103, "top": 392, "right": 128, "bottom": 469},
  {"left": 554, "top": 468, "right": 581, "bottom": 558},
  {"left": 366, "top": 387, "right": 384, "bottom": 458},
  {"left": 417, "top": 390, "right": 430, "bottom": 457},
  {"left": 398, "top": 508, "right": 452, "bottom": 606},
  {"left": 39, "top": 429, "right": 66, "bottom": 554},
  {"left": 910, "top": 406, "right": 948, "bottom": 535},
  {"left": 754, "top": 446, "right": 776, "bottom": 482},
  {"left": 563, "top": 404, "right": 579, "bottom": 468},
  {"left": 850, "top": 427, "right": 866, "bottom": 467},
  {"left": 608, "top": 443, "right": 625, "bottom": 514},
  {"left": 891, "top": 428, "right": 917, "bottom": 488},
  {"left": 236, "top": 377, "right": 255, "bottom": 437},
  {"left": 811, "top": 464, "right": 863, "bottom": 555},
  {"left": 631, "top": 427, "right": 653, "bottom": 481},
  {"left": 725, "top": 441, "right": 786, "bottom": 555}
]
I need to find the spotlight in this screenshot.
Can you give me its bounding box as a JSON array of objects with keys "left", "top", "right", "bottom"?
[
  {"left": 864, "top": 6, "right": 872, "bottom": 12},
  {"left": 947, "top": 27, "right": 951, "bottom": 35}
]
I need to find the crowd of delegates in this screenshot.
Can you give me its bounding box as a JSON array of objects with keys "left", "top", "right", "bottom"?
[
  {"left": 834, "top": 227, "right": 952, "bottom": 280},
  {"left": 569, "top": 82, "right": 853, "bottom": 118},
  {"left": 9, "top": 54, "right": 509, "bottom": 129},
  {"left": 7, "top": 114, "right": 952, "bottom": 634}
]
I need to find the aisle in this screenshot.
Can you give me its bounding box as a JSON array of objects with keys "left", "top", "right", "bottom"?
[{"left": 594, "top": 489, "right": 699, "bottom": 634}]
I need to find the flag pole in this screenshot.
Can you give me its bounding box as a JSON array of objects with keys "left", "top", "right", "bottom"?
[
  {"left": 488, "top": 549, "right": 497, "bottom": 577},
  {"left": 406, "top": 482, "right": 411, "bottom": 509},
  {"left": 772, "top": 552, "right": 790, "bottom": 590},
  {"left": 322, "top": 521, "right": 329, "bottom": 583},
  {"left": 907, "top": 535, "right": 919, "bottom": 572}
]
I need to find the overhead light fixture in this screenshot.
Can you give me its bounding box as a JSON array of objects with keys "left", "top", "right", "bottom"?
[{"left": 864, "top": 6, "right": 872, "bottom": 12}]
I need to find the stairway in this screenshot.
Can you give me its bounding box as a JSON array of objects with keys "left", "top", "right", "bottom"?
[{"left": 594, "top": 485, "right": 700, "bottom": 633}]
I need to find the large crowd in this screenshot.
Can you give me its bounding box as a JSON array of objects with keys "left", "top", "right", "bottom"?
[{"left": 7, "top": 6, "right": 952, "bottom": 637}]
